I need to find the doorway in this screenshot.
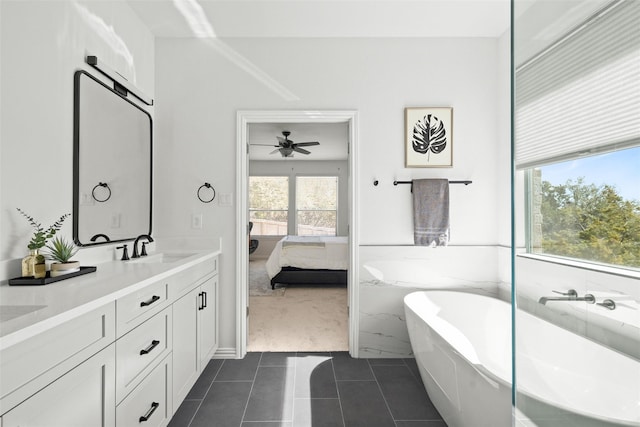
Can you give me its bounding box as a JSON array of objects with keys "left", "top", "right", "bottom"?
[{"left": 236, "top": 111, "right": 359, "bottom": 358}]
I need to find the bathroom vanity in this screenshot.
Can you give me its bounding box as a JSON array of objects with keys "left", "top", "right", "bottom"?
[{"left": 0, "top": 250, "right": 219, "bottom": 426}]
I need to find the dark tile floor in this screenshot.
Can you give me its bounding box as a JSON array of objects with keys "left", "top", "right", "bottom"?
[{"left": 168, "top": 352, "right": 447, "bottom": 427}]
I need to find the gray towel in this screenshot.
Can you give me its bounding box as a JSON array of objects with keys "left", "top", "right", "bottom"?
[{"left": 412, "top": 179, "right": 450, "bottom": 246}]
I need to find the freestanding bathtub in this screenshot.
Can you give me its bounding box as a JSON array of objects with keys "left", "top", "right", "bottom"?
[{"left": 404, "top": 291, "right": 640, "bottom": 427}]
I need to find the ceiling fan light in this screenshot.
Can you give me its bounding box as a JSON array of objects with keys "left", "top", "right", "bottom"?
[{"left": 280, "top": 147, "right": 294, "bottom": 157}]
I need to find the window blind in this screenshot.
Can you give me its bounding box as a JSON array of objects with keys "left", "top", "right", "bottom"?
[{"left": 515, "top": 0, "right": 640, "bottom": 169}]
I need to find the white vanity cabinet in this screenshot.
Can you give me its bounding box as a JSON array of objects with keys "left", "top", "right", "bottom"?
[
  {"left": 0, "top": 251, "right": 220, "bottom": 427},
  {"left": 172, "top": 272, "right": 218, "bottom": 410},
  {"left": 2, "top": 341, "right": 116, "bottom": 427}
]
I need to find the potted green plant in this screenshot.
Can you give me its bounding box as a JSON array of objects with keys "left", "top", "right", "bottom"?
[
  {"left": 17, "top": 208, "right": 70, "bottom": 278},
  {"left": 46, "top": 236, "right": 80, "bottom": 277}
]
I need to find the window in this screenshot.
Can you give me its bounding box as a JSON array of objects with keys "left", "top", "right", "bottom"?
[
  {"left": 516, "top": 0, "right": 640, "bottom": 271},
  {"left": 249, "top": 176, "right": 288, "bottom": 236},
  {"left": 296, "top": 176, "right": 338, "bottom": 236},
  {"left": 527, "top": 146, "right": 640, "bottom": 269}
]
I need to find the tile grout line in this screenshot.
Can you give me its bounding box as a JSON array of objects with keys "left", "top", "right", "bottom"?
[
  {"left": 367, "top": 359, "right": 398, "bottom": 425},
  {"left": 401, "top": 358, "right": 445, "bottom": 423},
  {"left": 402, "top": 357, "right": 422, "bottom": 383},
  {"left": 330, "top": 352, "right": 348, "bottom": 427},
  {"left": 186, "top": 359, "right": 225, "bottom": 427},
  {"left": 239, "top": 353, "right": 263, "bottom": 426},
  {"left": 290, "top": 352, "right": 298, "bottom": 425}
]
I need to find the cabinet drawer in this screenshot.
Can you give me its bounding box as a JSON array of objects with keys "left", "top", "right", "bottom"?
[
  {"left": 116, "top": 307, "right": 171, "bottom": 403},
  {"left": 170, "top": 256, "right": 218, "bottom": 300},
  {"left": 0, "top": 303, "right": 115, "bottom": 414},
  {"left": 117, "top": 353, "right": 172, "bottom": 427},
  {"left": 117, "top": 279, "right": 169, "bottom": 335}
]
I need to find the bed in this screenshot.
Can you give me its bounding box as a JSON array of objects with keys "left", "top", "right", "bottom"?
[{"left": 265, "top": 236, "right": 349, "bottom": 289}]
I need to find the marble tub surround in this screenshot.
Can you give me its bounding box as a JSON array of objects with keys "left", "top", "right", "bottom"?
[
  {"left": 0, "top": 249, "right": 220, "bottom": 348},
  {"left": 515, "top": 256, "right": 640, "bottom": 360},
  {"left": 358, "top": 245, "right": 501, "bottom": 358}
]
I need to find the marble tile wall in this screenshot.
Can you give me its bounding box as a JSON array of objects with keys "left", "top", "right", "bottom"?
[
  {"left": 515, "top": 256, "right": 640, "bottom": 359},
  {"left": 358, "top": 245, "right": 501, "bottom": 358}
]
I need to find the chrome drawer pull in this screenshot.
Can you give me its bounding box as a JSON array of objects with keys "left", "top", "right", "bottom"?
[
  {"left": 140, "top": 340, "right": 160, "bottom": 355},
  {"left": 139, "top": 402, "right": 159, "bottom": 422},
  {"left": 140, "top": 295, "right": 160, "bottom": 307}
]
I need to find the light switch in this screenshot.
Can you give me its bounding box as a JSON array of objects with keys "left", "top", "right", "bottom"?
[
  {"left": 192, "top": 213, "right": 203, "bottom": 229},
  {"left": 219, "top": 193, "right": 232, "bottom": 207},
  {"left": 80, "top": 193, "right": 94, "bottom": 206},
  {"left": 110, "top": 213, "right": 120, "bottom": 228}
]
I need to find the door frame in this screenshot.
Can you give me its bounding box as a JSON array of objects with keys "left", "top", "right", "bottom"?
[{"left": 236, "top": 110, "right": 359, "bottom": 358}]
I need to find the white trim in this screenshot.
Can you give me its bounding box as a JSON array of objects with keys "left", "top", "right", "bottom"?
[
  {"left": 212, "top": 347, "right": 240, "bottom": 359},
  {"left": 517, "top": 253, "right": 640, "bottom": 280},
  {"left": 236, "top": 110, "right": 359, "bottom": 359}
]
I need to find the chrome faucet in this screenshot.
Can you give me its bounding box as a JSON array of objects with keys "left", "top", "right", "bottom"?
[
  {"left": 538, "top": 289, "right": 595, "bottom": 305},
  {"left": 132, "top": 234, "right": 154, "bottom": 258}
]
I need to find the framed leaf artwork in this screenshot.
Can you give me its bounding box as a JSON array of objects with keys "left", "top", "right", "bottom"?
[{"left": 405, "top": 107, "right": 453, "bottom": 167}]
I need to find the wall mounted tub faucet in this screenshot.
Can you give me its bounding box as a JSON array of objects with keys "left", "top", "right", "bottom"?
[
  {"left": 597, "top": 299, "right": 616, "bottom": 310},
  {"left": 132, "top": 234, "right": 154, "bottom": 258},
  {"left": 538, "top": 289, "right": 595, "bottom": 305}
]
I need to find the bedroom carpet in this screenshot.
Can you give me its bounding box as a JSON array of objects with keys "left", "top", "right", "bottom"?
[
  {"left": 249, "top": 259, "right": 285, "bottom": 296},
  {"left": 248, "top": 286, "right": 349, "bottom": 352}
]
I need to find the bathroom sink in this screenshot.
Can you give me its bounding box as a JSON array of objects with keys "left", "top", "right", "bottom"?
[
  {"left": 0, "top": 305, "right": 47, "bottom": 322},
  {"left": 127, "top": 252, "right": 196, "bottom": 264}
]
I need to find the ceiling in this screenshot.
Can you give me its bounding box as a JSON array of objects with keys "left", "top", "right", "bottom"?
[
  {"left": 248, "top": 122, "right": 349, "bottom": 161},
  {"left": 126, "top": 0, "right": 512, "bottom": 39}
]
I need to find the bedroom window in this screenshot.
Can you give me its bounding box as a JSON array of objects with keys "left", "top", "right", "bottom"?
[
  {"left": 249, "top": 176, "right": 289, "bottom": 235},
  {"left": 296, "top": 176, "right": 338, "bottom": 236}
]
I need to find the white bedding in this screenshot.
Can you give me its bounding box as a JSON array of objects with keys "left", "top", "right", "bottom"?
[{"left": 265, "top": 236, "right": 349, "bottom": 279}]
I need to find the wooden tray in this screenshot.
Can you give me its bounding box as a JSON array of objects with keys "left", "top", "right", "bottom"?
[{"left": 8, "top": 266, "right": 97, "bottom": 286}]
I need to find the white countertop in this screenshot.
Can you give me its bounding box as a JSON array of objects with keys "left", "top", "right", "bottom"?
[{"left": 0, "top": 250, "right": 220, "bottom": 349}]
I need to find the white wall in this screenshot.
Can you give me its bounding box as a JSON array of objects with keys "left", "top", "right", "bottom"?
[
  {"left": 155, "top": 37, "right": 504, "bottom": 352},
  {"left": 0, "top": 0, "right": 155, "bottom": 279}
]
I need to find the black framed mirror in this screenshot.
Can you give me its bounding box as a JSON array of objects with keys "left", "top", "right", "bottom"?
[{"left": 73, "top": 70, "right": 152, "bottom": 246}]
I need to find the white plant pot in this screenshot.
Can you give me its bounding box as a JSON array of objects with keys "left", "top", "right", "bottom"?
[{"left": 50, "top": 261, "right": 80, "bottom": 277}]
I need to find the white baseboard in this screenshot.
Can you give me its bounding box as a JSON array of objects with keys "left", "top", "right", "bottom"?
[{"left": 213, "top": 347, "right": 240, "bottom": 359}]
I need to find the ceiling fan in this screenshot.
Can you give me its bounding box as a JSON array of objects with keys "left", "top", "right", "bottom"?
[{"left": 252, "top": 131, "right": 320, "bottom": 157}]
